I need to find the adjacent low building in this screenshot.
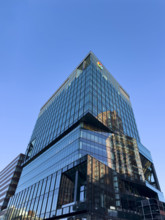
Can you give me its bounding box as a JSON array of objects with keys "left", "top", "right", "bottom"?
[{"left": 0, "top": 154, "right": 25, "bottom": 218}]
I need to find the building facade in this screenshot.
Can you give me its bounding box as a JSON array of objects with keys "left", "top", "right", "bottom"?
[
  {"left": 0, "top": 154, "right": 25, "bottom": 218},
  {"left": 5, "top": 52, "right": 165, "bottom": 220}
]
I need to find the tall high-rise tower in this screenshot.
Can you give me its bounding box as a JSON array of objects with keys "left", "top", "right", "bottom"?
[{"left": 6, "top": 52, "right": 165, "bottom": 220}]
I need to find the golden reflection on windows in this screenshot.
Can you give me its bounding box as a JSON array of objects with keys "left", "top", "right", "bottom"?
[
  {"left": 97, "top": 110, "right": 124, "bottom": 134},
  {"left": 106, "top": 134, "right": 144, "bottom": 181}
]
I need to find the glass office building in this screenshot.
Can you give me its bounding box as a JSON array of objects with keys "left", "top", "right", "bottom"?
[
  {"left": 0, "top": 154, "right": 25, "bottom": 219},
  {"left": 6, "top": 52, "right": 165, "bottom": 220}
]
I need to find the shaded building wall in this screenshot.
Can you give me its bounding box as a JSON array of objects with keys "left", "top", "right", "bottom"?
[{"left": 0, "top": 154, "right": 25, "bottom": 212}]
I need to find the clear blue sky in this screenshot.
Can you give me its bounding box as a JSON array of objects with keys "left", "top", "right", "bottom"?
[{"left": 0, "top": 0, "right": 165, "bottom": 195}]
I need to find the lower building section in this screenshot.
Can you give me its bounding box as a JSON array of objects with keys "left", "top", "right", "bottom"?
[
  {"left": 0, "top": 209, "right": 7, "bottom": 220},
  {"left": 5, "top": 155, "right": 165, "bottom": 220},
  {"left": 141, "top": 199, "right": 165, "bottom": 220}
]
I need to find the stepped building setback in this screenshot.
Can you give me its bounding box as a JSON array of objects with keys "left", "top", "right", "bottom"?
[{"left": 5, "top": 52, "right": 165, "bottom": 220}]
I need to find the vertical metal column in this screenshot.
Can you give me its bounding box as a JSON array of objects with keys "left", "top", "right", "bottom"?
[{"left": 74, "top": 171, "right": 78, "bottom": 202}]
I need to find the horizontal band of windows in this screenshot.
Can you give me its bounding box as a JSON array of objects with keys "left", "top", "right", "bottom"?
[
  {"left": 0, "top": 179, "right": 12, "bottom": 189},
  {"left": 0, "top": 192, "right": 7, "bottom": 200},
  {"left": 0, "top": 172, "right": 15, "bottom": 186},
  {"left": 20, "top": 139, "right": 79, "bottom": 183},
  {"left": 0, "top": 158, "right": 20, "bottom": 176},
  {"left": 16, "top": 151, "right": 79, "bottom": 193},
  {"left": 0, "top": 184, "right": 10, "bottom": 195},
  {"left": 1, "top": 167, "right": 22, "bottom": 184},
  {"left": 0, "top": 167, "right": 16, "bottom": 181},
  {"left": 22, "top": 126, "right": 80, "bottom": 177}
]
